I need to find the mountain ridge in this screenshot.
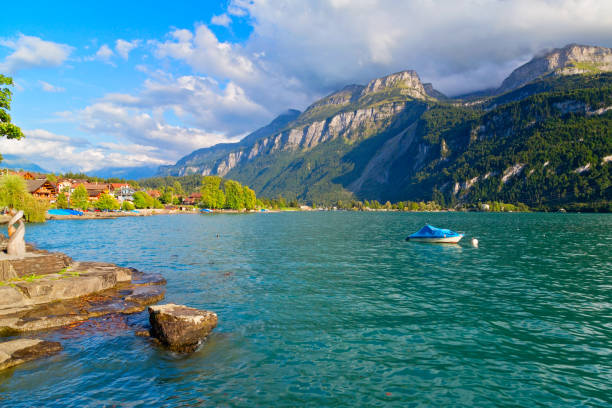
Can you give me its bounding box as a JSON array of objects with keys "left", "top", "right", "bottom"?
[{"left": 158, "top": 44, "right": 612, "bottom": 208}]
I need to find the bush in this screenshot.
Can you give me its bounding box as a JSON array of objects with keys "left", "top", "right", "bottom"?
[
  {"left": 94, "top": 193, "right": 120, "bottom": 211},
  {"left": 121, "top": 201, "right": 135, "bottom": 211}
]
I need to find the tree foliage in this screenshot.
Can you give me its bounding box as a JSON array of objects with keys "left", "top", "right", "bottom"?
[
  {"left": 133, "top": 191, "right": 154, "bottom": 209},
  {"left": 95, "top": 193, "right": 120, "bottom": 211},
  {"left": 0, "top": 175, "right": 49, "bottom": 222},
  {"left": 56, "top": 192, "right": 69, "bottom": 209},
  {"left": 121, "top": 200, "right": 135, "bottom": 211},
  {"left": 0, "top": 74, "right": 25, "bottom": 155},
  {"left": 200, "top": 176, "right": 225, "bottom": 209},
  {"left": 223, "top": 180, "right": 245, "bottom": 210},
  {"left": 70, "top": 185, "right": 89, "bottom": 210},
  {"left": 0, "top": 174, "right": 27, "bottom": 209}
]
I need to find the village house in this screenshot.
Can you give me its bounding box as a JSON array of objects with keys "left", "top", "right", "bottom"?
[
  {"left": 26, "top": 179, "right": 58, "bottom": 200},
  {"left": 182, "top": 192, "right": 202, "bottom": 205},
  {"left": 110, "top": 183, "right": 135, "bottom": 202},
  {"left": 82, "top": 183, "right": 111, "bottom": 202}
]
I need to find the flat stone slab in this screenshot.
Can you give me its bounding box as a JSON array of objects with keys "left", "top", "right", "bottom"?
[
  {"left": 0, "top": 251, "right": 72, "bottom": 278},
  {"left": 149, "top": 304, "right": 217, "bottom": 352},
  {"left": 0, "top": 338, "right": 62, "bottom": 371},
  {"left": 0, "top": 280, "right": 165, "bottom": 334},
  {"left": 0, "top": 262, "right": 137, "bottom": 311},
  {"left": 0, "top": 240, "right": 167, "bottom": 337}
]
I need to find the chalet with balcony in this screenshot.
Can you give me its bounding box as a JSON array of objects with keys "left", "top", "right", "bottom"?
[{"left": 26, "top": 179, "right": 58, "bottom": 200}]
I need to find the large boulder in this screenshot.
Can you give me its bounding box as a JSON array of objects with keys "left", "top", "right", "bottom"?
[{"left": 148, "top": 304, "right": 217, "bottom": 352}]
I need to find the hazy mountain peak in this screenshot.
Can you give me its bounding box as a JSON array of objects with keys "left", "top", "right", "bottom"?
[
  {"left": 423, "top": 83, "right": 447, "bottom": 100},
  {"left": 498, "top": 43, "right": 612, "bottom": 93}
]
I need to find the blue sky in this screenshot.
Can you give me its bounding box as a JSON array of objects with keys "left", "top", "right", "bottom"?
[{"left": 2, "top": 0, "right": 612, "bottom": 175}]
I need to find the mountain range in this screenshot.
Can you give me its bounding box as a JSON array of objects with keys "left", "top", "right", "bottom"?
[
  {"left": 138, "top": 44, "right": 612, "bottom": 207},
  {"left": 0, "top": 154, "right": 49, "bottom": 173}
]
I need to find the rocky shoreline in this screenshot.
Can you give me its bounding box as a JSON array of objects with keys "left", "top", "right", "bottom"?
[{"left": 0, "top": 234, "right": 217, "bottom": 372}]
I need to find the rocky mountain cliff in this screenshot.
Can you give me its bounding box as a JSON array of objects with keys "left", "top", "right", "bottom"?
[
  {"left": 497, "top": 44, "right": 612, "bottom": 93},
  {"left": 158, "top": 44, "right": 612, "bottom": 208},
  {"left": 160, "top": 69, "right": 433, "bottom": 178}
]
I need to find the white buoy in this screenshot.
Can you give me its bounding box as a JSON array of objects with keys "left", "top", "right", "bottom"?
[{"left": 471, "top": 238, "right": 479, "bottom": 248}]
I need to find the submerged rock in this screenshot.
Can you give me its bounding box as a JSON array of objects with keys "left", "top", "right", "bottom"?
[
  {"left": 148, "top": 304, "right": 217, "bottom": 352},
  {"left": 0, "top": 338, "right": 62, "bottom": 371}
]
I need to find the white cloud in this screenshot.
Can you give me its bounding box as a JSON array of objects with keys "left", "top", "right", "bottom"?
[
  {"left": 151, "top": 24, "right": 318, "bottom": 122},
  {"left": 0, "top": 34, "right": 73, "bottom": 73},
  {"left": 153, "top": 25, "right": 256, "bottom": 82},
  {"left": 38, "top": 80, "right": 65, "bottom": 93},
  {"left": 211, "top": 14, "right": 232, "bottom": 27},
  {"left": 103, "top": 74, "right": 269, "bottom": 134},
  {"left": 0, "top": 128, "right": 171, "bottom": 173},
  {"left": 227, "top": 0, "right": 612, "bottom": 95},
  {"left": 74, "top": 100, "right": 238, "bottom": 158},
  {"left": 94, "top": 44, "right": 114, "bottom": 61},
  {"left": 115, "top": 39, "right": 141, "bottom": 59}
]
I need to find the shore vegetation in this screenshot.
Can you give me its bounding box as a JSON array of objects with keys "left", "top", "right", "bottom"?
[{"left": 0, "top": 174, "right": 49, "bottom": 222}]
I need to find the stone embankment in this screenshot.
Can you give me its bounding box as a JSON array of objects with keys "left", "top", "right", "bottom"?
[{"left": 0, "top": 235, "right": 166, "bottom": 370}]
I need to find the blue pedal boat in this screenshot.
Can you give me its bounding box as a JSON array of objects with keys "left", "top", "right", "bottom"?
[{"left": 406, "top": 224, "right": 464, "bottom": 243}]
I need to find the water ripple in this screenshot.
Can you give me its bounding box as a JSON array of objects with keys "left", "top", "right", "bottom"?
[{"left": 0, "top": 212, "right": 610, "bottom": 407}]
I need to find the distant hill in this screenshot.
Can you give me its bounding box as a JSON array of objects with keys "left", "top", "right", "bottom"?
[
  {"left": 158, "top": 44, "right": 612, "bottom": 209},
  {"left": 0, "top": 154, "right": 49, "bottom": 173}
]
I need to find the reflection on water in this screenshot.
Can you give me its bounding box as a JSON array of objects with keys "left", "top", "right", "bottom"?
[{"left": 1, "top": 212, "right": 610, "bottom": 407}]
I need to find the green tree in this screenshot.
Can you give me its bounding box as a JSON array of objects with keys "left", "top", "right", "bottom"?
[
  {"left": 121, "top": 200, "right": 135, "bottom": 211},
  {"left": 0, "top": 75, "right": 25, "bottom": 162},
  {"left": 0, "top": 175, "right": 48, "bottom": 222},
  {"left": 173, "top": 180, "right": 184, "bottom": 197},
  {"left": 160, "top": 187, "right": 174, "bottom": 204},
  {"left": 95, "top": 193, "right": 120, "bottom": 211},
  {"left": 0, "top": 174, "right": 27, "bottom": 209},
  {"left": 21, "top": 195, "right": 49, "bottom": 223},
  {"left": 132, "top": 191, "right": 153, "bottom": 208},
  {"left": 243, "top": 186, "right": 256, "bottom": 210},
  {"left": 153, "top": 198, "right": 164, "bottom": 209},
  {"left": 56, "top": 192, "right": 69, "bottom": 209},
  {"left": 71, "top": 185, "right": 89, "bottom": 210},
  {"left": 200, "top": 176, "right": 225, "bottom": 209},
  {"left": 224, "top": 180, "right": 245, "bottom": 210}
]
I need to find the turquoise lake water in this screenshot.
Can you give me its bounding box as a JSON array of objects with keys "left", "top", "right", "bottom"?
[{"left": 0, "top": 212, "right": 610, "bottom": 407}]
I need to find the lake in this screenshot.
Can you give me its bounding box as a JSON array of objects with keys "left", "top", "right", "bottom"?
[{"left": 1, "top": 212, "right": 611, "bottom": 407}]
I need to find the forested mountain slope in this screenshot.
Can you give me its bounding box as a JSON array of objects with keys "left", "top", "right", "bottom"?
[{"left": 159, "top": 45, "right": 612, "bottom": 208}]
